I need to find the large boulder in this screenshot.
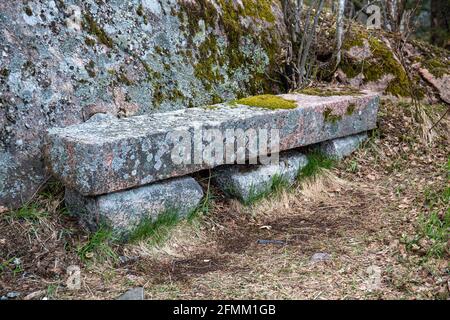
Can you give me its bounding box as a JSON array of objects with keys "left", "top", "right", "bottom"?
[
  {"left": 0, "top": 0, "right": 287, "bottom": 210},
  {"left": 333, "top": 25, "right": 450, "bottom": 102}
]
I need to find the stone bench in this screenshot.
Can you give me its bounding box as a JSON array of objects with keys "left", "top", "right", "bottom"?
[{"left": 44, "top": 92, "right": 379, "bottom": 233}]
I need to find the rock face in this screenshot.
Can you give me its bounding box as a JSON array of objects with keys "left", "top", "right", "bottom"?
[
  {"left": 338, "top": 25, "right": 450, "bottom": 102},
  {"left": 0, "top": 0, "right": 287, "bottom": 209},
  {"left": 213, "top": 150, "right": 308, "bottom": 203},
  {"left": 65, "top": 176, "right": 203, "bottom": 232},
  {"left": 316, "top": 132, "right": 368, "bottom": 159},
  {"left": 419, "top": 68, "right": 450, "bottom": 104},
  {"left": 45, "top": 92, "right": 380, "bottom": 196}
]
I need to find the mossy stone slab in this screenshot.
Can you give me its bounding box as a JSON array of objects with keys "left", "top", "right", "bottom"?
[{"left": 45, "top": 92, "right": 380, "bottom": 196}]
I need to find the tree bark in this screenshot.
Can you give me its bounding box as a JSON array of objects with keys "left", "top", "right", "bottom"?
[
  {"left": 384, "top": 0, "right": 407, "bottom": 32},
  {"left": 336, "top": 0, "right": 347, "bottom": 66},
  {"left": 430, "top": 0, "right": 450, "bottom": 48}
]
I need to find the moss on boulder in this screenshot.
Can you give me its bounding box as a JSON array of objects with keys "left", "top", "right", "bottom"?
[
  {"left": 296, "top": 87, "right": 363, "bottom": 96},
  {"left": 340, "top": 31, "right": 411, "bottom": 97},
  {"left": 336, "top": 24, "right": 448, "bottom": 100},
  {"left": 235, "top": 94, "right": 297, "bottom": 110}
]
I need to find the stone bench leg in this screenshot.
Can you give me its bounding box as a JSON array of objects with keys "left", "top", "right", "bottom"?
[
  {"left": 65, "top": 176, "right": 203, "bottom": 235},
  {"left": 315, "top": 132, "right": 368, "bottom": 160},
  {"left": 213, "top": 151, "right": 308, "bottom": 204}
]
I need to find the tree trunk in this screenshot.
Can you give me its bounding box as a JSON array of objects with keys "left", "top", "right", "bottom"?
[
  {"left": 384, "top": 0, "right": 407, "bottom": 32},
  {"left": 430, "top": 0, "right": 450, "bottom": 49},
  {"left": 336, "top": 0, "right": 346, "bottom": 66}
]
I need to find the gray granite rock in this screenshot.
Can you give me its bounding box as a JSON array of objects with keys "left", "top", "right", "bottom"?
[
  {"left": 6, "top": 291, "right": 21, "bottom": 299},
  {"left": 86, "top": 113, "right": 117, "bottom": 123},
  {"left": 117, "top": 287, "right": 144, "bottom": 300},
  {"left": 316, "top": 132, "right": 368, "bottom": 159},
  {"left": 213, "top": 151, "right": 308, "bottom": 203},
  {"left": 46, "top": 92, "right": 379, "bottom": 196},
  {"left": 65, "top": 176, "right": 203, "bottom": 233},
  {"left": 0, "top": 0, "right": 287, "bottom": 210}
]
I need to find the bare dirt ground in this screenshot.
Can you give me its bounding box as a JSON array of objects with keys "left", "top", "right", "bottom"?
[{"left": 0, "top": 99, "right": 448, "bottom": 300}]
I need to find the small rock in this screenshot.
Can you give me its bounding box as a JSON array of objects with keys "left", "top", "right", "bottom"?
[
  {"left": 116, "top": 287, "right": 144, "bottom": 300},
  {"left": 365, "top": 265, "right": 382, "bottom": 291},
  {"left": 119, "top": 255, "right": 139, "bottom": 264},
  {"left": 310, "top": 252, "right": 331, "bottom": 263},
  {"left": 6, "top": 291, "right": 20, "bottom": 299}
]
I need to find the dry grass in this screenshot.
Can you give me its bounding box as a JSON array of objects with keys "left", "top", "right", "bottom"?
[{"left": 1, "top": 99, "right": 448, "bottom": 300}]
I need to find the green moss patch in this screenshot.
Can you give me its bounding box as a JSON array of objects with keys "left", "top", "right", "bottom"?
[
  {"left": 235, "top": 94, "right": 297, "bottom": 110},
  {"left": 84, "top": 60, "right": 96, "bottom": 78},
  {"left": 84, "top": 37, "right": 96, "bottom": 47},
  {"left": 0, "top": 68, "right": 10, "bottom": 78},
  {"left": 341, "top": 31, "right": 411, "bottom": 97},
  {"left": 412, "top": 40, "right": 450, "bottom": 78},
  {"left": 24, "top": 6, "right": 33, "bottom": 16},
  {"left": 422, "top": 58, "right": 449, "bottom": 78},
  {"left": 323, "top": 107, "right": 342, "bottom": 123},
  {"left": 203, "top": 105, "right": 219, "bottom": 110},
  {"left": 342, "top": 28, "right": 367, "bottom": 50},
  {"left": 296, "top": 87, "right": 363, "bottom": 96},
  {"left": 83, "top": 13, "right": 114, "bottom": 48},
  {"left": 346, "top": 103, "right": 356, "bottom": 116},
  {"left": 177, "top": 0, "right": 282, "bottom": 96}
]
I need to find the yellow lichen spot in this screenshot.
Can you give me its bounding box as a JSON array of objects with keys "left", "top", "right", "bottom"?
[{"left": 235, "top": 95, "right": 297, "bottom": 110}]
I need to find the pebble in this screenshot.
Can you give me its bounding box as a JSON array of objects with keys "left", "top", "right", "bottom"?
[
  {"left": 116, "top": 287, "right": 144, "bottom": 300},
  {"left": 2, "top": 291, "right": 21, "bottom": 299}
]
